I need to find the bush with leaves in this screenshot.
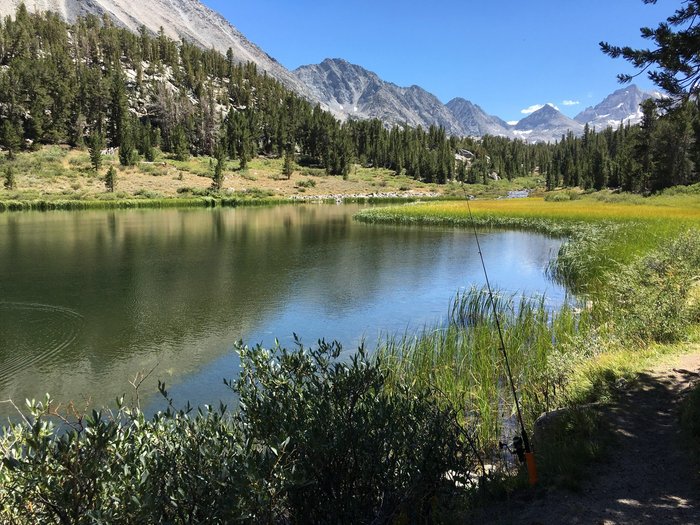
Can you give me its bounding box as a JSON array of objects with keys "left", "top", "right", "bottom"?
[
  {"left": 233, "top": 338, "right": 477, "bottom": 523},
  {"left": 1, "top": 339, "right": 477, "bottom": 524},
  {"left": 600, "top": 229, "right": 700, "bottom": 343}
]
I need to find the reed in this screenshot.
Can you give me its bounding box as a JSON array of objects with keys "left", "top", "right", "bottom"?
[
  {"left": 377, "top": 287, "right": 588, "bottom": 451},
  {"left": 365, "top": 195, "right": 700, "bottom": 480}
]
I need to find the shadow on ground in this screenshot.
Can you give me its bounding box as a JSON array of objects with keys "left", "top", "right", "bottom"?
[{"left": 480, "top": 365, "right": 700, "bottom": 525}]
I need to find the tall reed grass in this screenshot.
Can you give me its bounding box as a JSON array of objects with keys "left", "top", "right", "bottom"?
[{"left": 377, "top": 287, "right": 590, "bottom": 451}]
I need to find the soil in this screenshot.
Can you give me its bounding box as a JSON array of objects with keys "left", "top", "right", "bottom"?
[{"left": 484, "top": 351, "right": 700, "bottom": 525}]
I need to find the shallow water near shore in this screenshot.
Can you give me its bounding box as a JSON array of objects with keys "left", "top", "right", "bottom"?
[{"left": 0, "top": 204, "right": 566, "bottom": 419}]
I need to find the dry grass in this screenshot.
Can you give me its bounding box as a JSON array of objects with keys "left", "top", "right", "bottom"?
[{"left": 0, "top": 146, "right": 447, "bottom": 201}]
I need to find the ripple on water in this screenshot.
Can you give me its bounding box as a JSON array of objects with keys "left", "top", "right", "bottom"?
[{"left": 0, "top": 303, "right": 84, "bottom": 385}]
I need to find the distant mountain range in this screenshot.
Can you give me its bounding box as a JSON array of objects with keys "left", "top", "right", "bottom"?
[
  {"left": 574, "top": 85, "right": 663, "bottom": 129},
  {"left": 293, "top": 58, "right": 658, "bottom": 142},
  {"left": 2, "top": 0, "right": 662, "bottom": 142}
]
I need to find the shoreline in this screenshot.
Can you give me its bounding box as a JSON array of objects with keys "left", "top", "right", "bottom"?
[{"left": 0, "top": 191, "right": 447, "bottom": 213}]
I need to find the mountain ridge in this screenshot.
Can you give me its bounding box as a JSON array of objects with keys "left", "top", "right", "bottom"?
[
  {"left": 445, "top": 97, "right": 513, "bottom": 137},
  {"left": 574, "top": 85, "right": 662, "bottom": 129},
  {"left": 2, "top": 0, "right": 661, "bottom": 142},
  {"left": 293, "top": 58, "right": 467, "bottom": 135}
]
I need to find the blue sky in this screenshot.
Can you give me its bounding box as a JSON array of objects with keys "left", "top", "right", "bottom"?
[{"left": 201, "top": 0, "right": 671, "bottom": 123}]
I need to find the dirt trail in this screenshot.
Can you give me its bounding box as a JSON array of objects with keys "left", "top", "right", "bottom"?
[{"left": 487, "top": 352, "right": 700, "bottom": 525}]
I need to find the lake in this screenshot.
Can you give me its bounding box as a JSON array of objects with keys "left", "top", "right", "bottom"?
[{"left": 0, "top": 204, "right": 566, "bottom": 419}]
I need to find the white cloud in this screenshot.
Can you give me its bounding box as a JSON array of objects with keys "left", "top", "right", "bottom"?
[
  {"left": 521, "top": 102, "right": 559, "bottom": 114},
  {"left": 507, "top": 120, "right": 518, "bottom": 126},
  {"left": 521, "top": 104, "right": 545, "bottom": 115},
  {"left": 562, "top": 100, "right": 580, "bottom": 106}
]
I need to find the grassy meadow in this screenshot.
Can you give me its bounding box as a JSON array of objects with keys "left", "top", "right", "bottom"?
[{"left": 0, "top": 146, "right": 554, "bottom": 211}]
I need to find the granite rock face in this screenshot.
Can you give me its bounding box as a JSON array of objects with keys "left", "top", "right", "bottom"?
[{"left": 294, "top": 58, "right": 468, "bottom": 134}]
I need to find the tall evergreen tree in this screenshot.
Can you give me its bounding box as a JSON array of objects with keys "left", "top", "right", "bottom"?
[
  {"left": 119, "top": 119, "right": 137, "bottom": 166},
  {"left": 88, "top": 131, "right": 105, "bottom": 171},
  {"left": 1, "top": 120, "right": 21, "bottom": 160},
  {"left": 104, "top": 164, "right": 116, "bottom": 192},
  {"left": 211, "top": 146, "right": 225, "bottom": 191},
  {"left": 4, "top": 166, "right": 15, "bottom": 190},
  {"left": 283, "top": 147, "right": 294, "bottom": 180},
  {"left": 601, "top": 0, "right": 700, "bottom": 106}
]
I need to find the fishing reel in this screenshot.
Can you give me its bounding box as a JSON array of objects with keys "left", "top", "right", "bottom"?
[
  {"left": 500, "top": 435, "right": 538, "bottom": 486},
  {"left": 499, "top": 435, "right": 526, "bottom": 464}
]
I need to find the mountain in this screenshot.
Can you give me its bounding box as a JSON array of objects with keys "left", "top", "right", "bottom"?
[
  {"left": 0, "top": 0, "right": 316, "bottom": 102},
  {"left": 513, "top": 104, "right": 584, "bottom": 143},
  {"left": 293, "top": 58, "right": 467, "bottom": 135},
  {"left": 445, "top": 98, "right": 512, "bottom": 137},
  {"left": 0, "top": 1, "right": 667, "bottom": 143},
  {"left": 574, "top": 85, "right": 662, "bottom": 129}
]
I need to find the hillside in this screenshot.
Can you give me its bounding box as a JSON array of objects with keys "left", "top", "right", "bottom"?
[{"left": 0, "top": 0, "right": 318, "bottom": 103}]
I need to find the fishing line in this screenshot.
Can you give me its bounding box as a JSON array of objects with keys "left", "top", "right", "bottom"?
[{"left": 460, "top": 184, "right": 535, "bottom": 479}]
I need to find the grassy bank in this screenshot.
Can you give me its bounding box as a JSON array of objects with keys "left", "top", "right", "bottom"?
[
  {"left": 379, "top": 289, "right": 589, "bottom": 450},
  {"left": 359, "top": 192, "right": 700, "bottom": 487},
  {"left": 356, "top": 193, "right": 700, "bottom": 291}
]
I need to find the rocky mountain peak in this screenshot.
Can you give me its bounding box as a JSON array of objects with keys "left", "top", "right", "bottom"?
[
  {"left": 513, "top": 104, "right": 584, "bottom": 142},
  {"left": 574, "top": 84, "right": 660, "bottom": 128},
  {"left": 445, "top": 98, "right": 512, "bottom": 137},
  {"left": 293, "top": 58, "right": 466, "bottom": 135}
]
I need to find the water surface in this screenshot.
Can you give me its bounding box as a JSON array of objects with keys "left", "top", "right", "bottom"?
[{"left": 0, "top": 204, "right": 565, "bottom": 418}]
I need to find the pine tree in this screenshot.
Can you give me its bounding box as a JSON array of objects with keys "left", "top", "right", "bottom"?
[
  {"left": 4, "top": 166, "right": 15, "bottom": 190},
  {"left": 105, "top": 165, "right": 116, "bottom": 192},
  {"left": 139, "top": 122, "right": 155, "bottom": 162},
  {"left": 601, "top": 0, "right": 700, "bottom": 106},
  {"left": 211, "top": 147, "right": 225, "bottom": 191},
  {"left": 1, "top": 121, "right": 21, "bottom": 160},
  {"left": 119, "top": 121, "right": 137, "bottom": 166},
  {"left": 172, "top": 126, "right": 189, "bottom": 162},
  {"left": 109, "top": 70, "right": 128, "bottom": 146},
  {"left": 88, "top": 131, "right": 105, "bottom": 171},
  {"left": 456, "top": 160, "right": 467, "bottom": 183},
  {"left": 283, "top": 147, "right": 294, "bottom": 180}
]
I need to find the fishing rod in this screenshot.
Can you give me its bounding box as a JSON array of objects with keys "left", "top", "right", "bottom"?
[{"left": 461, "top": 183, "right": 537, "bottom": 485}]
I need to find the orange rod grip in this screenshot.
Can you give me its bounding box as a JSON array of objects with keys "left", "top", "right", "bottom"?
[{"left": 525, "top": 452, "right": 538, "bottom": 486}]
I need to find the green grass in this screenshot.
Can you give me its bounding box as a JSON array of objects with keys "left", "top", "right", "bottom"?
[
  {"left": 378, "top": 288, "right": 590, "bottom": 451},
  {"left": 0, "top": 195, "right": 296, "bottom": 212}
]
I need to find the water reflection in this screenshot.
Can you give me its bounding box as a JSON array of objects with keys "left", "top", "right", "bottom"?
[{"left": 0, "top": 205, "right": 565, "bottom": 419}]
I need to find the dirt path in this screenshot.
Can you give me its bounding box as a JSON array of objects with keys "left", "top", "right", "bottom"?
[{"left": 486, "top": 352, "right": 700, "bottom": 525}]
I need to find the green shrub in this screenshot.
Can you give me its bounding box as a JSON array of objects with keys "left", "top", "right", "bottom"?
[
  {"left": 294, "top": 178, "right": 316, "bottom": 189},
  {"left": 133, "top": 188, "right": 162, "bottom": 199},
  {"left": 243, "top": 187, "right": 274, "bottom": 199},
  {"left": 600, "top": 230, "right": 700, "bottom": 343},
  {"left": 1, "top": 340, "right": 477, "bottom": 524},
  {"left": 543, "top": 191, "right": 580, "bottom": 202}
]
